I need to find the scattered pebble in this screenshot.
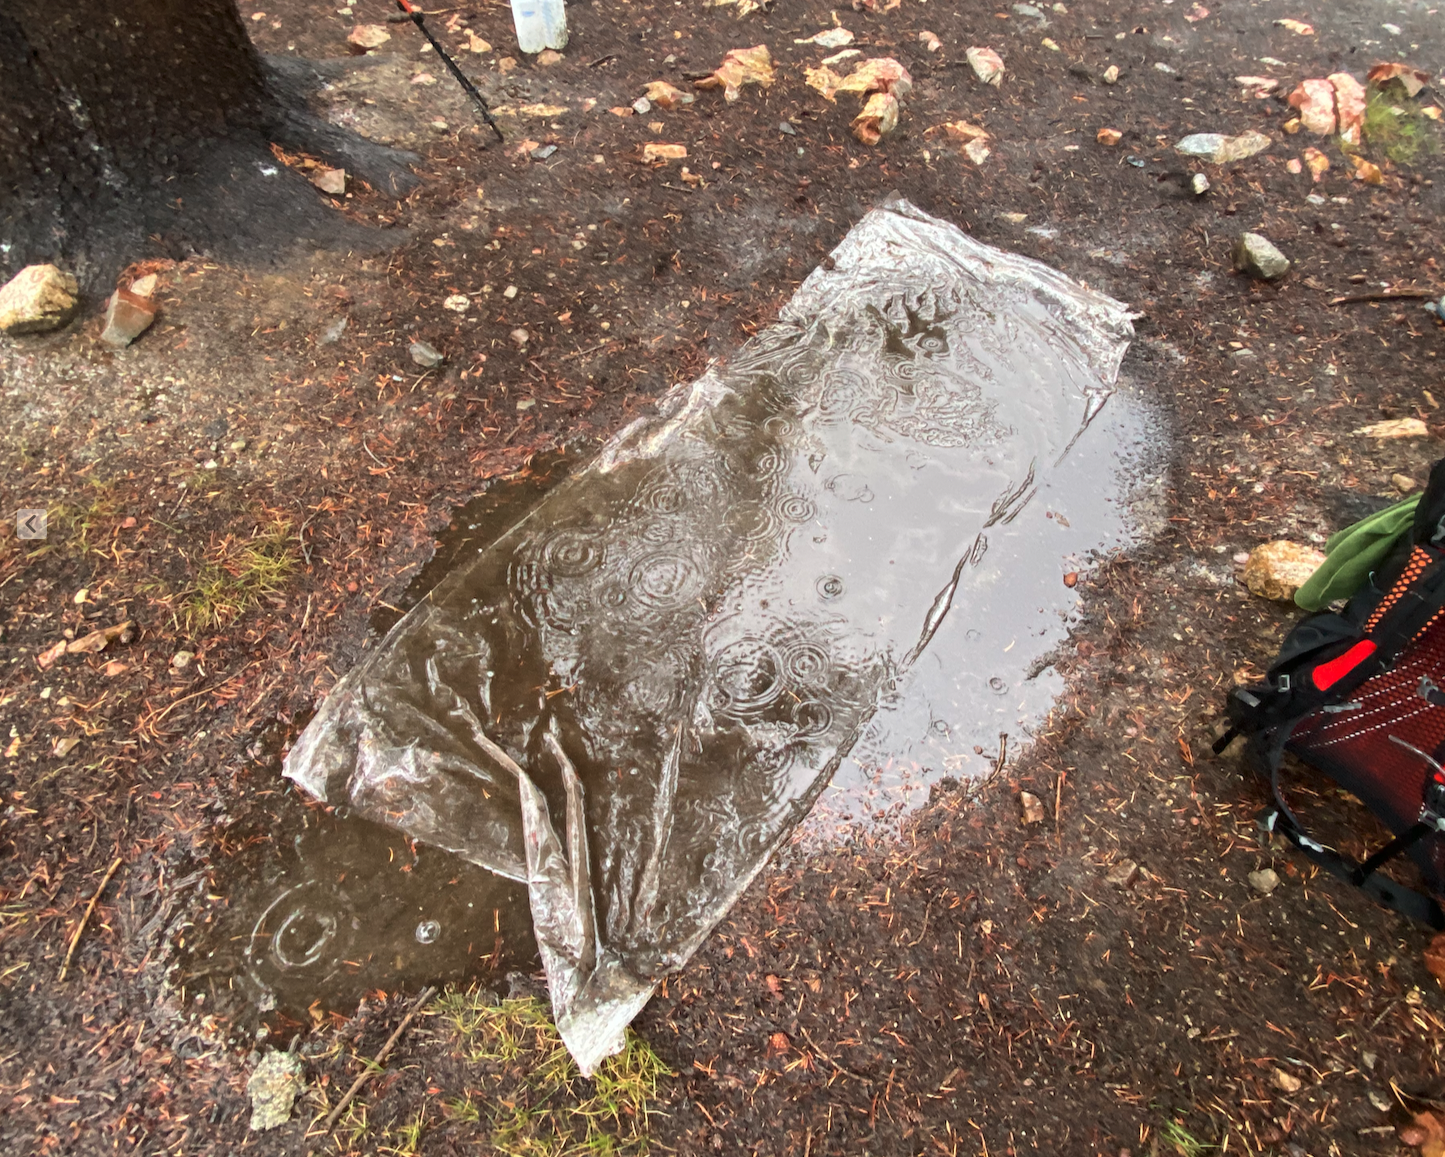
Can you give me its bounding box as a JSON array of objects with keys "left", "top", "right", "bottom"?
[
  {"left": 643, "top": 80, "right": 693, "bottom": 109},
  {"left": 1249, "top": 867, "right": 1281, "bottom": 895},
  {"left": 796, "top": 28, "right": 855, "bottom": 49},
  {"left": 409, "top": 339, "right": 445, "bottom": 368},
  {"left": 247, "top": 1050, "right": 306, "bottom": 1131},
  {"left": 510, "top": 328, "right": 530, "bottom": 346},
  {"left": 1354, "top": 417, "right": 1429, "bottom": 439},
  {"left": 171, "top": 650, "right": 195, "bottom": 670},
  {"left": 1241, "top": 541, "right": 1324, "bottom": 602},
  {"left": 1102, "top": 64, "right": 1120, "bottom": 84},
  {"left": 347, "top": 23, "right": 390, "bottom": 51},
  {"left": 100, "top": 288, "right": 157, "bottom": 349},
  {"left": 503, "top": 285, "right": 519, "bottom": 299},
  {"left": 1106, "top": 859, "right": 1139, "bottom": 887},
  {"left": 1175, "top": 130, "right": 1271, "bottom": 163},
  {"left": 0, "top": 264, "right": 80, "bottom": 336},
  {"left": 1232, "top": 232, "right": 1290, "bottom": 280},
  {"left": 311, "top": 167, "right": 346, "bottom": 195},
  {"left": 642, "top": 142, "right": 688, "bottom": 162},
  {"left": 1271, "top": 1066, "right": 1302, "bottom": 1093},
  {"left": 319, "top": 316, "right": 348, "bottom": 345},
  {"left": 965, "top": 46, "right": 1005, "bottom": 87},
  {"left": 443, "top": 294, "right": 470, "bottom": 313},
  {"left": 1019, "top": 791, "right": 1046, "bottom": 825}
]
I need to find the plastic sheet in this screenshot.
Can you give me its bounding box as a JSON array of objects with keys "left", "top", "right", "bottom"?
[{"left": 283, "top": 199, "right": 1135, "bottom": 1072}]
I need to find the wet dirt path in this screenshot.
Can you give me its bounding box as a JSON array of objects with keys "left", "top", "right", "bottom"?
[{"left": 3, "top": 0, "right": 1445, "bottom": 1152}]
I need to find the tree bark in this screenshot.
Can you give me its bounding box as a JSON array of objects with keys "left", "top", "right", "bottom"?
[{"left": 0, "top": 0, "right": 416, "bottom": 289}]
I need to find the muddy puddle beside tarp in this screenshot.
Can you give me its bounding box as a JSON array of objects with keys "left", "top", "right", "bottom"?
[{"left": 177, "top": 200, "right": 1165, "bottom": 1065}]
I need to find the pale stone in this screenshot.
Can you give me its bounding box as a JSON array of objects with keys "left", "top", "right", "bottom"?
[
  {"left": 1271, "top": 1066, "right": 1302, "bottom": 1093},
  {"left": 1232, "top": 232, "right": 1290, "bottom": 280},
  {"left": 1249, "top": 867, "right": 1280, "bottom": 894},
  {"left": 347, "top": 23, "right": 390, "bottom": 50},
  {"left": 0, "top": 264, "right": 79, "bottom": 335},
  {"left": 1175, "top": 130, "right": 1271, "bottom": 163},
  {"left": 311, "top": 167, "right": 346, "bottom": 195},
  {"left": 1241, "top": 541, "right": 1325, "bottom": 602},
  {"left": 641, "top": 142, "right": 688, "bottom": 162},
  {"left": 1106, "top": 859, "right": 1140, "bottom": 887},
  {"left": 409, "top": 339, "right": 444, "bottom": 368},
  {"left": 247, "top": 1050, "right": 305, "bottom": 1131},
  {"left": 1354, "top": 417, "right": 1429, "bottom": 439},
  {"left": 852, "top": 91, "right": 900, "bottom": 145},
  {"left": 100, "top": 289, "right": 157, "bottom": 348}
]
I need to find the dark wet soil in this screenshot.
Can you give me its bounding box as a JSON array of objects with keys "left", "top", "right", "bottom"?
[{"left": 3, "top": 0, "right": 1445, "bottom": 1153}]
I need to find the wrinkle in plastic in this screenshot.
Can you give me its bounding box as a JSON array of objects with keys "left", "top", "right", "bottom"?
[{"left": 283, "top": 200, "right": 1135, "bottom": 1073}]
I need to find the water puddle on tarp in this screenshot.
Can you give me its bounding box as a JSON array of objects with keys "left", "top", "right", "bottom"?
[{"left": 178, "top": 201, "right": 1164, "bottom": 1062}]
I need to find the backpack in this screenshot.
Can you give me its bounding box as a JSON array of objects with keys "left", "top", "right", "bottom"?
[{"left": 1216, "top": 457, "right": 1445, "bottom": 929}]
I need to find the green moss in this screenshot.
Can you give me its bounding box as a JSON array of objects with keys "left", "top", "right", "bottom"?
[
  {"left": 1361, "top": 88, "right": 1437, "bottom": 165},
  {"left": 182, "top": 518, "right": 296, "bottom": 634},
  {"left": 28, "top": 477, "right": 123, "bottom": 560},
  {"left": 429, "top": 989, "right": 670, "bottom": 1156},
  {"left": 1159, "top": 1118, "right": 1212, "bottom": 1157}
]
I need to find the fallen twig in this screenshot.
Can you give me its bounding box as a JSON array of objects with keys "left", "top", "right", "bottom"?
[
  {"left": 1328, "top": 290, "right": 1437, "bottom": 306},
  {"left": 322, "top": 985, "right": 436, "bottom": 1132},
  {"left": 59, "top": 856, "right": 123, "bottom": 982}
]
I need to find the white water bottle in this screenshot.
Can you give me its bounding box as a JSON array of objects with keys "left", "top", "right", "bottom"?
[{"left": 511, "top": 0, "right": 568, "bottom": 54}]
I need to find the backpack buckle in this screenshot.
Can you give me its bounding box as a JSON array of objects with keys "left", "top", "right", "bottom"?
[
  {"left": 1388, "top": 735, "right": 1445, "bottom": 831},
  {"left": 1418, "top": 675, "right": 1445, "bottom": 707},
  {"left": 1424, "top": 777, "right": 1445, "bottom": 832}
]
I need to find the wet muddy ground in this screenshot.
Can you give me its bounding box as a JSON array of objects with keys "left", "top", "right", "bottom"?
[{"left": 4, "top": 0, "right": 1445, "bottom": 1152}]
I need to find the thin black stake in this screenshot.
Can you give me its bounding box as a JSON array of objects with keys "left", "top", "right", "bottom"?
[{"left": 392, "top": 1, "right": 505, "bottom": 142}]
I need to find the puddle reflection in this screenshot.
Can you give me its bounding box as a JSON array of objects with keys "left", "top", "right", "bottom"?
[{"left": 182, "top": 202, "right": 1161, "bottom": 1060}]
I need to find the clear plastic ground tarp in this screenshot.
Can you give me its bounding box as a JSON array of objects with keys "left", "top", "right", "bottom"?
[{"left": 283, "top": 199, "right": 1135, "bottom": 1072}]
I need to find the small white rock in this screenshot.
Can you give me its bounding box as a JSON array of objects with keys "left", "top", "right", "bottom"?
[{"left": 1248, "top": 867, "right": 1280, "bottom": 894}]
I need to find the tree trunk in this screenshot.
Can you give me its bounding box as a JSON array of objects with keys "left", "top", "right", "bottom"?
[{"left": 0, "top": 0, "right": 416, "bottom": 289}]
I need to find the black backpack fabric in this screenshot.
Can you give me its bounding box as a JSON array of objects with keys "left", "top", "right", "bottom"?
[{"left": 1218, "top": 457, "right": 1445, "bottom": 929}]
